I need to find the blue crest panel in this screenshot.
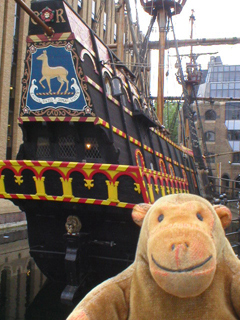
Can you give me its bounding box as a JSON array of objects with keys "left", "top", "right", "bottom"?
[{"left": 25, "top": 44, "right": 87, "bottom": 114}]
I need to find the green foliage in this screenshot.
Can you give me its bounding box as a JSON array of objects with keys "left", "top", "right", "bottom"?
[{"left": 163, "top": 101, "right": 181, "bottom": 144}]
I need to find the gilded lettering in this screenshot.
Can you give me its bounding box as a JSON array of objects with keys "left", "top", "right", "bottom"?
[{"left": 56, "top": 9, "right": 66, "bottom": 23}]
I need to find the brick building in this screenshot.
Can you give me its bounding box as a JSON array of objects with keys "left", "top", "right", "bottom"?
[
  {"left": 0, "top": 0, "right": 140, "bottom": 160},
  {"left": 195, "top": 56, "right": 240, "bottom": 197}
]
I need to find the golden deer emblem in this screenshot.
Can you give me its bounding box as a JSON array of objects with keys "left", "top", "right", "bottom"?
[{"left": 37, "top": 50, "right": 69, "bottom": 94}]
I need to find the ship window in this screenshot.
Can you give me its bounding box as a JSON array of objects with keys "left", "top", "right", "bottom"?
[
  {"left": 104, "top": 74, "right": 112, "bottom": 95},
  {"left": 58, "top": 135, "right": 76, "bottom": 159},
  {"left": 133, "top": 99, "right": 141, "bottom": 111},
  {"left": 135, "top": 150, "right": 145, "bottom": 167},
  {"left": 204, "top": 131, "right": 215, "bottom": 142},
  {"left": 159, "top": 159, "right": 167, "bottom": 174},
  {"left": 168, "top": 164, "right": 175, "bottom": 177},
  {"left": 84, "top": 137, "right": 101, "bottom": 159},
  {"left": 36, "top": 137, "right": 51, "bottom": 160},
  {"left": 205, "top": 109, "right": 216, "bottom": 121}
]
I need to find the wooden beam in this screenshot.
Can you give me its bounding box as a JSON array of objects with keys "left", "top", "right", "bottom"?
[{"left": 108, "top": 37, "right": 240, "bottom": 50}]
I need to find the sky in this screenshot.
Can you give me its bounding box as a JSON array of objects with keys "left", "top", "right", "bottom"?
[{"left": 130, "top": 0, "right": 240, "bottom": 96}]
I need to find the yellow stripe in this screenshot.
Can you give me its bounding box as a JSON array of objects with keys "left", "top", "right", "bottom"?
[
  {"left": 85, "top": 199, "right": 96, "bottom": 204},
  {"left": 59, "top": 32, "right": 71, "bottom": 40},
  {"left": 99, "top": 164, "right": 111, "bottom": 170},
  {"left": 31, "top": 195, "right": 40, "bottom": 200},
  {"left": 16, "top": 194, "right": 26, "bottom": 200}
]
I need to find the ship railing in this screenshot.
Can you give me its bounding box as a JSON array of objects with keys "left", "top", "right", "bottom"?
[
  {"left": 210, "top": 175, "right": 240, "bottom": 257},
  {"left": 208, "top": 175, "right": 240, "bottom": 200},
  {"left": 223, "top": 199, "right": 240, "bottom": 258}
]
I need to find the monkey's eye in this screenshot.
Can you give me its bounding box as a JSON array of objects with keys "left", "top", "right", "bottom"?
[
  {"left": 158, "top": 214, "right": 164, "bottom": 222},
  {"left": 197, "top": 212, "right": 203, "bottom": 221}
]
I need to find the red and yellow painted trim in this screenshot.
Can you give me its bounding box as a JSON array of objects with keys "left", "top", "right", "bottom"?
[
  {"left": 94, "top": 117, "right": 142, "bottom": 146},
  {"left": 112, "top": 126, "right": 127, "bottom": 138},
  {"left": 18, "top": 117, "right": 96, "bottom": 124},
  {"left": 84, "top": 76, "right": 133, "bottom": 117},
  {"left": 155, "top": 151, "right": 163, "bottom": 158},
  {"left": 84, "top": 76, "right": 103, "bottom": 93},
  {"left": 0, "top": 159, "right": 190, "bottom": 207},
  {"left": 143, "top": 145, "right": 153, "bottom": 154},
  {"left": 27, "top": 32, "right": 74, "bottom": 43},
  {"left": 94, "top": 117, "right": 110, "bottom": 128},
  {"left": 0, "top": 160, "right": 148, "bottom": 207},
  {"left": 129, "top": 136, "right": 141, "bottom": 147}
]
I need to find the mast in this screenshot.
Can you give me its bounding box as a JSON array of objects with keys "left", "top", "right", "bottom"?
[
  {"left": 157, "top": 8, "right": 167, "bottom": 124},
  {"left": 139, "top": 0, "right": 186, "bottom": 124}
]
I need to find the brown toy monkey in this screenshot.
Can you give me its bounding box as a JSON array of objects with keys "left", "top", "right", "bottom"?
[{"left": 67, "top": 194, "right": 240, "bottom": 320}]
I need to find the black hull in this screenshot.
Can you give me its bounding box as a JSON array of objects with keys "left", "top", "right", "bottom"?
[{"left": 23, "top": 200, "right": 139, "bottom": 283}]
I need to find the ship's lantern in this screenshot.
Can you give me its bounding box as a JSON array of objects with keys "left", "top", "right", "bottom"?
[{"left": 111, "top": 76, "right": 124, "bottom": 97}]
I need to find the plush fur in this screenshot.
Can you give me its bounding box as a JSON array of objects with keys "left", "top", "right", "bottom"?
[{"left": 67, "top": 194, "right": 240, "bottom": 320}]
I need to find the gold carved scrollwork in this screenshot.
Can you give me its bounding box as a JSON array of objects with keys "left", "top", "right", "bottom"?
[
  {"left": 105, "top": 181, "right": 119, "bottom": 203},
  {"left": 33, "top": 176, "right": 46, "bottom": 196},
  {"left": 155, "top": 184, "right": 159, "bottom": 194},
  {"left": 147, "top": 184, "right": 155, "bottom": 203},
  {"left": 0, "top": 175, "right": 6, "bottom": 194},
  {"left": 84, "top": 179, "right": 94, "bottom": 190},
  {"left": 160, "top": 185, "right": 166, "bottom": 196},
  {"left": 134, "top": 183, "right": 141, "bottom": 194},
  {"left": 166, "top": 186, "right": 171, "bottom": 194},
  {"left": 14, "top": 175, "right": 23, "bottom": 185}
]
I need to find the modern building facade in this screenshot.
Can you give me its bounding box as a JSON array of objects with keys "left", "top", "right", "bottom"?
[
  {"left": 196, "top": 56, "right": 240, "bottom": 196},
  {"left": 0, "top": 0, "right": 140, "bottom": 161}
]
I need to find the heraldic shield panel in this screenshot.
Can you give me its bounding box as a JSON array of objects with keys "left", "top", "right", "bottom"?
[{"left": 25, "top": 44, "right": 88, "bottom": 116}]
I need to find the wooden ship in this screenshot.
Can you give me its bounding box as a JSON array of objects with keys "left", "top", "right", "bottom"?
[{"left": 0, "top": 0, "right": 201, "bottom": 302}]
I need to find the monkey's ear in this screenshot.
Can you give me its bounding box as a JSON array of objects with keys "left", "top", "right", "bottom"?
[
  {"left": 132, "top": 203, "right": 152, "bottom": 227},
  {"left": 213, "top": 205, "right": 232, "bottom": 229}
]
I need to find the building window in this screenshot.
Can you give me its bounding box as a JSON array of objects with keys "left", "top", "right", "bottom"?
[
  {"left": 226, "top": 102, "right": 240, "bottom": 120},
  {"left": 103, "top": 12, "right": 107, "bottom": 31},
  {"left": 233, "top": 153, "right": 240, "bottom": 163},
  {"left": 204, "top": 131, "right": 215, "bottom": 142},
  {"left": 91, "top": 0, "right": 96, "bottom": 27},
  {"left": 78, "top": 0, "right": 82, "bottom": 12},
  {"left": 235, "top": 175, "right": 240, "bottom": 190},
  {"left": 114, "top": 23, "right": 117, "bottom": 43},
  {"left": 207, "top": 152, "right": 215, "bottom": 163},
  {"left": 228, "top": 130, "right": 240, "bottom": 141},
  {"left": 205, "top": 109, "right": 216, "bottom": 121}
]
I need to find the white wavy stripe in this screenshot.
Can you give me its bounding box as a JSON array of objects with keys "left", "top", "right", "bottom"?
[{"left": 29, "top": 78, "right": 81, "bottom": 105}]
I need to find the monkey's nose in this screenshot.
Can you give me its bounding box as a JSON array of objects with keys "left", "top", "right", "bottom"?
[
  {"left": 171, "top": 242, "right": 189, "bottom": 251},
  {"left": 171, "top": 243, "right": 189, "bottom": 267}
]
